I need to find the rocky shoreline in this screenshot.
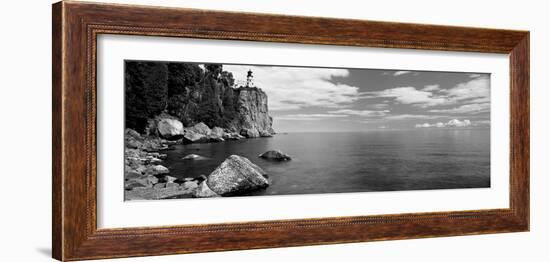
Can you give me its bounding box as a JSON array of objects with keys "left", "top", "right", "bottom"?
[{"left": 124, "top": 120, "right": 281, "bottom": 201}]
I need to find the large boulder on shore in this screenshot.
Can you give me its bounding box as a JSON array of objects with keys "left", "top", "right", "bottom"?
[
  {"left": 181, "top": 131, "right": 209, "bottom": 144},
  {"left": 188, "top": 122, "right": 212, "bottom": 136},
  {"left": 211, "top": 127, "right": 225, "bottom": 137},
  {"left": 157, "top": 119, "right": 184, "bottom": 140},
  {"left": 259, "top": 150, "right": 292, "bottom": 161},
  {"left": 240, "top": 128, "right": 260, "bottom": 138},
  {"left": 205, "top": 155, "right": 269, "bottom": 196}
]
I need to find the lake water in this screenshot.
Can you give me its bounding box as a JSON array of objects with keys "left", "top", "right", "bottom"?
[{"left": 162, "top": 129, "right": 490, "bottom": 197}]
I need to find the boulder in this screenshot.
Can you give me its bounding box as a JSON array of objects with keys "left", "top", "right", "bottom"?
[
  {"left": 181, "top": 131, "right": 209, "bottom": 144},
  {"left": 145, "top": 165, "right": 169, "bottom": 176},
  {"left": 188, "top": 122, "right": 212, "bottom": 136},
  {"left": 157, "top": 118, "right": 184, "bottom": 140},
  {"left": 206, "top": 155, "right": 269, "bottom": 196},
  {"left": 211, "top": 127, "right": 225, "bottom": 137},
  {"left": 259, "top": 150, "right": 292, "bottom": 161},
  {"left": 194, "top": 181, "right": 219, "bottom": 198},
  {"left": 240, "top": 128, "right": 260, "bottom": 138}
]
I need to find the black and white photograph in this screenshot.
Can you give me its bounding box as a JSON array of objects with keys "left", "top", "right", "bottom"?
[{"left": 123, "top": 61, "right": 491, "bottom": 200}]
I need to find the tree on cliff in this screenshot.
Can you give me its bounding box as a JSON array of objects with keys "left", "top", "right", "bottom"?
[{"left": 125, "top": 61, "right": 168, "bottom": 132}]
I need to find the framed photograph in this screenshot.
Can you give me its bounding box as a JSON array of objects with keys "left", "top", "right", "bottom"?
[{"left": 52, "top": 1, "right": 529, "bottom": 261}]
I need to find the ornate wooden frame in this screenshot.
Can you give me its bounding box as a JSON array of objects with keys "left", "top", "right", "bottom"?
[{"left": 52, "top": 1, "right": 530, "bottom": 261}]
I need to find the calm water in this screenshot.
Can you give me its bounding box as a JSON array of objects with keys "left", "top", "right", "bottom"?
[{"left": 162, "top": 129, "right": 490, "bottom": 196}]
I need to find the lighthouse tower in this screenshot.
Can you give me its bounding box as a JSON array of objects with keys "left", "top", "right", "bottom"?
[{"left": 246, "top": 69, "right": 254, "bottom": 87}]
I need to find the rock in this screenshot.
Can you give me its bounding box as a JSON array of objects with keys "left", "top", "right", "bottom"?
[
  {"left": 181, "top": 181, "right": 199, "bottom": 191},
  {"left": 184, "top": 177, "right": 195, "bottom": 182},
  {"left": 164, "top": 175, "right": 178, "bottom": 183},
  {"left": 259, "top": 130, "right": 273, "bottom": 137},
  {"left": 240, "top": 128, "right": 260, "bottom": 138},
  {"left": 206, "top": 155, "right": 269, "bottom": 196},
  {"left": 145, "top": 165, "right": 169, "bottom": 176},
  {"left": 181, "top": 131, "right": 209, "bottom": 144},
  {"left": 157, "top": 118, "right": 185, "bottom": 140},
  {"left": 148, "top": 152, "right": 167, "bottom": 159},
  {"left": 145, "top": 156, "right": 163, "bottom": 164},
  {"left": 125, "top": 186, "right": 195, "bottom": 200},
  {"left": 259, "top": 150, "right": 292, "bottom": 161},
  {"left": 188, "top": 122, "right": 212, "bottom": 136},
  {"left": 182, "top": 154, "right": 206, "bottom": 160},
  {"left": 124, "top": 169, "right": 142, "bottom": 180},
  {"left": 125, "top": 128, "right": 142, "bottom": 139},
  {"left": 125, "top": 137, "right": 142, "bottom": 149},
  {"left": 194, "top": 181, "right": 219, "bottom": 198},
  {"left": 228, "top": 87, "right": 274, "bottom": 138},
  {"left": 124, "top": 180, "right": 148, "bottom": 190},
  {"left": 211, "top": 127, "right": 225, "bottom": 137},
  {"left": 145, "top": 175, "right": 159, "bottom": 184},
  {"left": 207, "top": 134, "right": 225, "bottom": 142},
  {"left": 153, "top": 183, "right": 166, "bottom": 189},
  {"left": 165, "top": 182, "right": 179, "bottom": 188},
  {"left": 222, "top": 132, "right": 244, "bottom": 140}
]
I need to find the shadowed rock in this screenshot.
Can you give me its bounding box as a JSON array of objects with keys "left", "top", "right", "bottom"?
[
  {"left": 205, "top": 155, "right": 269, "bottom": 196},
  {"left": 259, "top": 150, "right": 292, "bottom": 161}
]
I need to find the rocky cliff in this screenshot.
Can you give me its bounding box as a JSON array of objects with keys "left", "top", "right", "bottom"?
[
  {"left": 125, "top": 61, "right": 274, "bottom": 138},
  {"left": 230, "top": 87, "right": 275, "bottom": 138}
]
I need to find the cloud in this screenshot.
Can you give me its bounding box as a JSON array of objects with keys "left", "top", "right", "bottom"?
[
  {"left": 276, "top": 114, "right": 349, "bottom": 121},
  {"left": 422, "top": 84, "right": 440, "bottom": 91},
  {"left": 443, "top": 76, "right": 490, "bottom": 102},
  {"left": 385, "top": 114, "right": 442, "bottom": 120},
  {"left": 224, "top": 65, "right": 359, "bottom": 111},
  {"left": 365, "top": 87, "right": 448, "bottom": 107},
  {"left": 415, "top": 119, "right": 472, "bottom": 128},
  {"left": 428, "top": 103, "right": 490, "bottom": 114},
  {"left": 328, "top": 109, "right": 390, "bottom": 117},
  {"left": 367, "top": 75, "right": 490, "bottom": 111},
  {"left": 393, "top": 71, "right": 412, "bottom": 76},
  {"left": 367, "top": 103, "right": 390, "bottom": 109}
]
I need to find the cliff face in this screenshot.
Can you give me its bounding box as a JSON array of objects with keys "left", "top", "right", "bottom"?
[
  {"left": 125, "top": 61, "right": 274, "bottom": 137},
  {"left": 230, "top": 87, "right": 274, "bottom": 137}
]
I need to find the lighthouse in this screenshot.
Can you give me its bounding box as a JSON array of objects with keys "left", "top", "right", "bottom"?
[{"left": 246, "top": 69, "right": 254, "bottom": 87}]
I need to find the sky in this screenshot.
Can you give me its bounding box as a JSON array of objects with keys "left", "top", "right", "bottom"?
[{"left": 223, "top": 64, "right": 491, "bottom": 133}]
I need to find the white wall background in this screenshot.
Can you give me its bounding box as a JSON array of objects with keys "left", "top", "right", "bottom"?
[{"left": 0, "top": 0, "right": 547, "bottom": 261}]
